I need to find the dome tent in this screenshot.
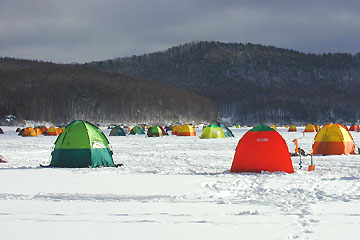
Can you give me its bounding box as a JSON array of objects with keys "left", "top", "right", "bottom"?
[
  {"left": 200, "top": 124, "right": 226, "bottom": 139},
  {"left": 230, "top": 124, "right": 294, "bottom": 173},
  {"left": 349, "top": 125, "right": 359, "bottom": 131},
  {"left": 147, "top": 126, "right": 163, "bottom": 137},
  {"left": 177, "top": 124, "right": 196, "bottom": 136},
  {"left": 48, "top": 120, "right": 115, "bottom": 168},
  {"left": 288, "top": 125, "right": 297, "bottom": 132},
  {"left": 218, "top": 124, "right": 234, "bottom": 137},
  {"left": 129, "top": 126, "right": 145, "bottom": 135},
  {"left": 34, "top": 128, "right": 43, "bottom": 135},
  {"left": 171, "top": 125, "right": 181, "bottom": 135},
  {"left": 47, "top": 126, "right": 59, "bottom": 136},
  {"left": 109, "top": 126, "right": 126, "bottom": 136},
  {"left": 22, "top": 127, "right": 37, "bottom": 137},
  {"left": 304, "top": 124, "right": 316, "bottom": 132},
  {"left": 312, "top": 123, "right": 355, "bottom": 155}
]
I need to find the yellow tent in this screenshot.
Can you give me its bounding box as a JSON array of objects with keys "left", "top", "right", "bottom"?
[
  {"left": 200, "top": 124, "right": 226, "bottom": 139},
  {"left": 177, "top": 124, "right": 196, "bottom": 136},
  {"left": 171, "top": 125, "right": 181, "bottom": 135},
  {"left": 23, "top": 127, "right": 37, "bottom": 137},
  {"left": 288, "top": 125, "right": 297, "bottom": 132},
  {"left": 312, "top": 123, "right": 354, "bottom": 155},
  {"left": 304, "top": 124, "right": 316, "bottom": 132}
]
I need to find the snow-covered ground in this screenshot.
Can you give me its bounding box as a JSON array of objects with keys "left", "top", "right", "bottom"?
[{"left": 1, "top": 126, "right": 360, "bottom": 240}]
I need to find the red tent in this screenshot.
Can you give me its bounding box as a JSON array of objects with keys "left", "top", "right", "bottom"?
[
  {"left": 349, "top": 125, "right": 359, "bottom": 131},
  {"left": 230, "top": 124, "right": 294, "bottom": 173}
]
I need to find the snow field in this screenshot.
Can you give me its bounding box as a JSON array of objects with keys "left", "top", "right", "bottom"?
[{"left": 1, "top": 126, "right": 360, "bottom": 239}]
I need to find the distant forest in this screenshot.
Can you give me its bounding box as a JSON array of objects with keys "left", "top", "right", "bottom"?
[
  {"left": 90, "top": 41, "right": 360, "bottom": 125},
  {"left": 0, "top": 58, "right": 219, "bottom": 125}
]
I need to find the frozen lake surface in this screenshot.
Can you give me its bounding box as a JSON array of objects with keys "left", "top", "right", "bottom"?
[{"left": 1, "top": 126, "right": 360, "bottom": 239}]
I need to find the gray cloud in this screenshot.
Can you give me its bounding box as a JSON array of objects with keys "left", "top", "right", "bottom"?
[{"left": 0, "top": 0, "right": 359, "bottom": 63}]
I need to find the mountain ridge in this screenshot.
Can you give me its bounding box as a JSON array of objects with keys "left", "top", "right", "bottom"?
[
  {"left": 89, "top": 41, "right": 360, "bottom": 124},
  {"left": 0, "top": 57, "right": 219, "bottom": 125}
]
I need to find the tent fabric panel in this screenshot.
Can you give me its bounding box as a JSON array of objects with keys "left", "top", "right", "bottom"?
[
  {"left": 55, "top": 121, "right": 90, "bottom": 149},
  {"left": 90, "top": 148, "right": 115, "bottom": 167},
  {"left": 50, "top": 149, "right": 92, "bottom": 168},
  {"left": 312, "top": 141, "right": 354, "bottom": 155},
  {"left": 85, "top": 122, "right": 110, "bottom": 148}
]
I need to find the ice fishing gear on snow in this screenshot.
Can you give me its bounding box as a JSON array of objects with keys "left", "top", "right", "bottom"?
[{"left": 308, "top": 153, "right": 315, "bottom": 171}]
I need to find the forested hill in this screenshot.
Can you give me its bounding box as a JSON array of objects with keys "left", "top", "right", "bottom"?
[
  {"left": 0, "top": 58, "right": 219, "bottom": 125},
  {"left": 89, "top": 41, "right": 360, "bottom": 125}
]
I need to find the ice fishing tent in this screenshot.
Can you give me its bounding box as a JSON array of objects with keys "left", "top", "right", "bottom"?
[
  {"left": 177, "top": 124, "right": 196, "bottom": 136},
  {"left": 0, "top": 128, "right": 3, "bottom": 134},
  {"left": 171, "top": 125, "right": 181, "bottom": 135},
  {"left": 22, "top": 127, "right": 37, "bottom": 137},
  {"left": 218, "top": 124, "right": 234, "bottom": 137},
  {"left": 312, "top": 123, "right": 355, "bottom": 155},
  {"left": 304, "top": 124, "right": 316, "bottom": 132},
  {"left": 288, "top": 125, "right": 297, "bottom": 132},
  {"left": 34, "top": 128, "right": 43, "bottom": 135},
  {"left": 47, "top": 126, "right": 59, "bottom": 136},
  {"left": 129, "top": 126, "right": 145, "bottom": 135},
  {"left": 56, "top": 128, "right": 63, "bottom": 135},
  {"left": 49, "top": 120, "right": 115, "bottom": 168},
  {"left": 349, "top": 125, "right": 359, "bottom": 131},
  {"left": 109, "top": 126, "right": 126, "bottom": 136},
  {"left": 200, "top": 124, "right": 226, "bottom": 139},
  {"left": 147, "top": 126, "right": 163, "bottom": 137},
  {"left": 230, "top": 124, "right": 294, "bottom": 173}
]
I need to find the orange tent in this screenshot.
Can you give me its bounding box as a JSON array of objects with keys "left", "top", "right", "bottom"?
[
  {"left": 177, "top": 124, "right": 196, "bottom": 136},
  {"left": 288, "top": 125, "right": 297, "bottom": 132},
  {"left": 47, "top": 126, "right": 59, "bottom": 136},
  {"left": 23, "top": 127, "right": 37, "bottom": 137},
  {"left": 230, "top": 124, "right": 294, "bottom": 173},
  {"left": 314, "top": 125, "right": 321, "bottom": 132},
  {"left": 349, "top": 125, "right": 359, "bottom": 131},
  {"left": 34, "top": 128, "right": 43, "bottom": 135},
  {"left": 56, "top": 128, "right": 63, "bottom": 135},
  {"left": 304, "top": 124, "right": 316, "bottom": 132},
  {"left": 171, "top": 125, "right": 181, "bottom": 135},
  {"left": 312, "top": 123, "right": 355, "bottom": 155}
]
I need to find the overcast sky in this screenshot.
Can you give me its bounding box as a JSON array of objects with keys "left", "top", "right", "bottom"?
[{"left": 0, "top": 0, "right": 359, "bottom": 63}]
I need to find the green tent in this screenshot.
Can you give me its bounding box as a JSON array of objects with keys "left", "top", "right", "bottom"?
[
  {"left": 109, "top": 126, "right": 126, "bottom": 136},
  {"left": 218, "top": 124, "right": 234, "bottom": 137},
  {"left": 200, "top": 124, "right": 226, "bottom": 139},
  {"left": 130, "top": 126, "right": 145, "bottom": 135},
  {"left": 147, "top": 126, "right": 163, "bottom": 137},
  {"left": 49, "top": 120, "right": 115, "bottom": 168}
]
